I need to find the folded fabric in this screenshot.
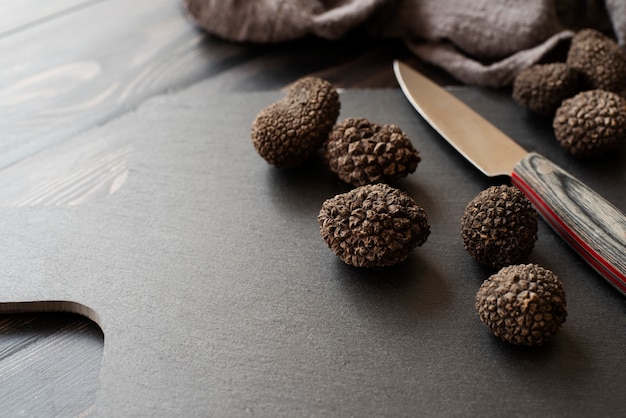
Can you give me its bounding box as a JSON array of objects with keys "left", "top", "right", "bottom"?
[{"left": 182, "top": 0, "right": 626, "bottom": 87}]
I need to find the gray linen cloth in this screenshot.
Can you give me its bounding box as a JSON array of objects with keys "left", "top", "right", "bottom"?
[{"left": 182, "top": 0, "right": 626, "bottom": 87}]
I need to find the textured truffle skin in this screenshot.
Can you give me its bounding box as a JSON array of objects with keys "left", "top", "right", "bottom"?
[
  {"left": 324, "top": 117, "right": 420, "bottom": 186},
  {"left": 318, "top": 183, "right": 430, "bottom": 267},
  {"left": 475, "top": 264, "right": 567, "bottom": 346},
  {"left": 566, "top": 29, "right": 626, "bottom": 94},
  {"left": 461, "top": 185, "right": 538, "bottom": 269},
  {"left": 553, "top": 89, "right": 626, "bottom": 157},
  {"left": 512, "top": 63, "right": 580, "bottom": 116},
  {"left": 251, "top": 77, "right": 340, "bottom": 168}
]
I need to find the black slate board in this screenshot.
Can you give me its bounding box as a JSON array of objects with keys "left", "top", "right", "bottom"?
[{"left": 0, "top": 85, "right": 624, "bottom": 417}]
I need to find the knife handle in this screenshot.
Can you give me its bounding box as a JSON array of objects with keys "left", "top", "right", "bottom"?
[{"left": 511, "top": 152, "right": 626, "bottom": 295}]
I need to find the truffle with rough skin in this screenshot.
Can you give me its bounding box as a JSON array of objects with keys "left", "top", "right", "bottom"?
[
  {"left": 318, "top": 183, "right": 430, "bottom": 267},
  {"left": 324, "top": 117, "right": 420, "bottom": 186},
  {"left": 512, "top": 63, "right": 580, "bottom": 116},
  {"left": 251, "top": 77, "right": 340, "bottom": 168},
  {"left": 461, "top": 185, "right": 538, "bottom": 269},
  {"left": 553, "top": 89, "right": 626, "bottom": 156},
  {"left": 475, "top": 263, "right": 567, "bottom": 346},
  {"left": 566, "top": 29, "right": 626, "bottom": 93}
]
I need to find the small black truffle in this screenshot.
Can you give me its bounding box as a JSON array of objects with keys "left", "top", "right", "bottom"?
[
  {"left": 553, "top": 89, "right": 626, "bottom": 157},
  {"left": 461, "top": 185, "right": 538, "bottom": 269},
  {"left": 318, "top": 183, "right": 430, "bottom": 267},
  {"left": 566, "top": 29, "right": 626, "bottom": 94},
  {"left": 475, "top": 263, "right": 567, "bottom": 346},
  {"left": 251, "top": 77, "right": 340, "bottom": 168},
  {"left": 512, "top": 63, "right": 580, "bottom": 116},
  {"left": 324, "top": 117, "right": 420, "bottom": 186}
]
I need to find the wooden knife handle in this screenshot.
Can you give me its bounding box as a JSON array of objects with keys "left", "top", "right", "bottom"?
[{"left": 511, "top": 152, "right": 626, "bottom": 295}]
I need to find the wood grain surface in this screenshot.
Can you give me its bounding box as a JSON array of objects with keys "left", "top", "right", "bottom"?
[{"left": 0, "top": 1, "right": 446, "bottom": 416}]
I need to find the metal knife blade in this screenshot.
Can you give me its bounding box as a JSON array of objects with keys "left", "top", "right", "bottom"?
[
  {"left": 394, "top": 61, "right": 527, "bottom": 177},
  {"left": 393, "top": 60, "right": 626, "bottom": 295}
]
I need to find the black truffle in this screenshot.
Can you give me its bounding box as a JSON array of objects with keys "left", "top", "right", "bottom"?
[
  {"left": 318, "top": 183, "right": 430, "bottom": 267},
  {"left": 251, "top": 77, "right": 340, "bottom": 168},
  {"left": 461, "top": 185, "right": 538, "bottom": 269},
  {"left": 512, "top": 63, "right": 580, "bottom": 116},
  {"left": 553, "top": 89, "right": 626, "bottom": 157},
  {"left": 566, "top": 29, "right": 626, "bottom": 94},
  {"left": 324, "top": 117, "right": 420, "bottom": 186},
  {"left": 475, "top": 263, "right": 567, "bottom": 346}
]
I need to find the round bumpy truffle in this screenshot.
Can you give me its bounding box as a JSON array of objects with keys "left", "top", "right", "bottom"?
[
  {"left": 318, "top": 183, "right": 430, "bottom": 267},
  {"left": 475, "top": 264, "right": 567, "bottom": 346},
  {"left": 251, "top": 77, "right": 340, "bottom": 168},
  {"left": 461, "top": 185, "right": 538, "bottom": 269},
  {"left": 324, "top": 117, "right": 420, "bottom": 186},
  {"left": 566, "top": 29, "right": 626, "bottom": 93},
  {"left": 512, "top": 63, "right": 580, "bottom": 116},
  {"left": 553, "top": 89, "right": 626, "bottom": 156}
]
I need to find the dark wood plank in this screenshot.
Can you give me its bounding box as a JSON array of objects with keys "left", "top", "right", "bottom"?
[
  {"left": 0, "top": 0, "right": 100, "bottom": 38},
  {"left": 0, "top": 0, "right": 237, "bottom": 205},
  {"left": 0, "top": 313, "right": 103, "bottom": 417}
]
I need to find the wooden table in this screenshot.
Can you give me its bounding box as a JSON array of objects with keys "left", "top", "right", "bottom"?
[{"left": 0, "top": 1, "right": 456, "bottom": 416}]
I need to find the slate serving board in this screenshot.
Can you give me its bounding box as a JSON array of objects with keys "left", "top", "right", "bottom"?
[{"left": 0, "top": 83, "right": 624, "bottom": 417}]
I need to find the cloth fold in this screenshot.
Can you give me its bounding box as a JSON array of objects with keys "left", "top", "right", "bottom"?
[{"left": 183, "top": 0, "right": 626, "bottom": 87}]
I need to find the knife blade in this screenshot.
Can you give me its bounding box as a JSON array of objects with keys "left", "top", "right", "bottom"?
[{"left": 393, "top": 60, "right": 626, "bottom": 295}]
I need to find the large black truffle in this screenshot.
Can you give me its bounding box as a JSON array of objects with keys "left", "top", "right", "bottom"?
[
  {"left": 475, "top": 263, "right": 567, "bottom": 346},
  {"left": 318, "top": 183, "right": 430, "bottom": 267},
  {"left": 251, "top": 77, "right": 340, "bottom": 168},
  {"left": 512, "top": 63, "right": 580, "bottom": 116},
  {"left": 324, "top": 117, "right": 420, "bottom": 186},
  {"left": 566, "top": 28, "right": 626, "bottom": 94},
  {"left": 553, "top": 89, "right": 626, "bottom": 157},
  {"left": 461, "top": 185, "right": 538, "bottom": 269}
]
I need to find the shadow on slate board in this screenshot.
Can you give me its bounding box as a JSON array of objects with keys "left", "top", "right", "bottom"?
[{"left": 0, "top": 85, "right": 624, "bottom": 416}]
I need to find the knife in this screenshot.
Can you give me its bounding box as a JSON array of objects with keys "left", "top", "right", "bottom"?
[{"left": 393, "top": 60, "right": 626, "bottom": 295}]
